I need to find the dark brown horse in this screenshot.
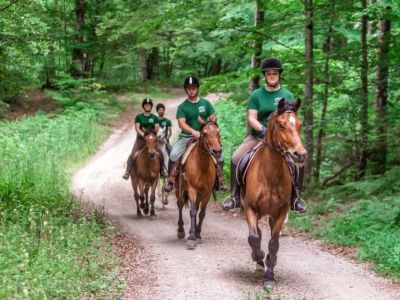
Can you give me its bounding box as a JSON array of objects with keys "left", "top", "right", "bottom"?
[
  {"left": 175, "top": 121, "right": 222, "bottom": 249},
  {"left": 130, "top": 131, "right": 161, "bottom": 217},
  {"left": 243, "top": 98, "right": 306, "bottom": 287}
]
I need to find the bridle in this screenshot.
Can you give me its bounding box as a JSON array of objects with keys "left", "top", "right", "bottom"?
[{"left": 198, "top": 121, "right": 222, "bottom": 162}]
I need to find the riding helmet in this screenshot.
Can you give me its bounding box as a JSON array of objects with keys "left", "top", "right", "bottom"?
[
  {"left": 260, "top": 57, "right": 283, "bottom": 74},
  {"left": 183, "top": 76, "right": 200, "bottom": 88},
  {"left": 142, "top": 97, "right": 153, "bottom": 108}
]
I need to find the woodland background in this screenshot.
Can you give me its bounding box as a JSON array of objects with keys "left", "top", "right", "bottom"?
[{"left": 0, "top": 0, "right": 399, "bottom": 298}]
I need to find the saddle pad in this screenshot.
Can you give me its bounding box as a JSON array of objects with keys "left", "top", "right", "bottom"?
[
  {"left": 181, "top": 142, "right": 198, "bottom": 165},
  {"left": 236, "top": 142, "right": 263, "bottom": 186}
]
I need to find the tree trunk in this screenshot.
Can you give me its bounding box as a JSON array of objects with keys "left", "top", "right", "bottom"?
[
  {"left": 248, "top": 0, "right": 264, "bottom": 94},
  {"left": 357, "top": 0, "right": 369, "bottom": 180},
  {"left": 315, "top": 2, "right": 335, "bottom": 181},
  {"left": 71, "top": 0, "right": 86, "bottom": 77},
  {"left": 140, "top": 49, "right": 148, "bottom": 82},
  {"left": 371, "top": 3, "right": 391, "bottom": 174},
  {"left": 146, "top": 48, "right": 159, "bottom": 80},
  {"left": 303, "top": 0, "right": 314, "bottom": 182}
]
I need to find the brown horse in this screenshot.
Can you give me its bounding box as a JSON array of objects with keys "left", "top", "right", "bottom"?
[
  {"left": 243, "top": 98, "right": 306, "bottom": 287},
  {"left": 130, "top": 131, "right": 161, "bottom": 217},
  {"left": 175, "top": 121, "right": 222, "bottom": 249}
]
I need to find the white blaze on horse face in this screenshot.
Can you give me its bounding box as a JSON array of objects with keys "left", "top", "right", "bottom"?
[{"left": 289, "top": 116, "right": 296, "bottom": 126}]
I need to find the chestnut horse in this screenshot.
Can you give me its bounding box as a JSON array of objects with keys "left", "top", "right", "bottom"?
[
  {"left": 175, "top": 121, "right": 222, "bottom": 249},
  {"left": 130, "top": 131, "right": 161, "bottom": 217},
  {"left": 242, "top": 98, "right": 306, "bottom": 287}
]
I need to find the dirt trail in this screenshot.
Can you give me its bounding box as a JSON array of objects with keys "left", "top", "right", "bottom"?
[{"left": 72, "top": 94, "right": 400, "bottom": 300}]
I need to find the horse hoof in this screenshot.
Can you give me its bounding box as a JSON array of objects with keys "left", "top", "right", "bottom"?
[
  {"left": 143, "top": 208, "right": 149, "bottom": 215},
  {"left": 254, "top": 262, "right": 265, "bottom": 276},
  {"left": 177, "top": 230, "right": 185, "bottom": 239},
  {"left": 139, "top": 203, "right": 145, "bottom": 209},
  {"left": 187, "top": 239, "right": 196, "bottom": 250},
  {"left": 195, "top": 238, "right": 202, "bottom": 245},
  {"left": 162, "top": 198, "right": 168, "bottom": 205},
  {"left": 263, "top": 279, "right": 275, "bottom": 290}
]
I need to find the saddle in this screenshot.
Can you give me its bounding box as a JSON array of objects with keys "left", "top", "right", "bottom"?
[
  {"left": 236, "top": 143, "right": 300, "bottom": 202},
  {"left": 236, "top": 142, "right": 263, "bottom": 187}
]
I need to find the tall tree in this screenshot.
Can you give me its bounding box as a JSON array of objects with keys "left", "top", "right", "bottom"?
[
  {"left": 315, "top": 0, "right": 335, "bottom": 181},
  {"left": 372, "top": 1, "right": 391, "bottom": 174},
  {"left": 248, "top": 0, "right": 264, "bottom": 94},
  {"left": 303, "top": 0, "right": 314, "bottom": 181},
  {"left": 357, "top": 0, "right": 369, "bottom": 179},
  {"left": 72, "top": 0, "right": 86, "bottom": 77}
]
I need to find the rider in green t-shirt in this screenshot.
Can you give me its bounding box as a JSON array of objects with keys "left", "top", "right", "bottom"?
[
  {"left": 221, "top": 57, "right": 307, "bottom": 213},
  {"left": 156, "top": 103, "right": 172, "bottom": 145},
  {"left": 163, "top": 76, "right": 227, "bottom": 193},
  {"left": 122, "top": 98, "right": 168, "bottom": 180}
]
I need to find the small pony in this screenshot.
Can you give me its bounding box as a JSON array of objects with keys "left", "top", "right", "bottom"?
[
  {"left": 130, "top": 131, "right": 161, "bottom": 217},
  {"left": 175, "top": 121, "right": 222, "bottom": 249},
  {"left": 242, "top": 98, "right": 306, "bottom": 287}
]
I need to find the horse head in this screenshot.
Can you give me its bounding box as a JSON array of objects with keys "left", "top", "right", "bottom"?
[
  {"left": 199, "top": 121, "right": 222, "bottom": 161},
  {"left": 144, "top": 130, "right": 158, "bottom": 159},
  {"left": 267, "top": 98, "right": 306, "bottom": 165}
]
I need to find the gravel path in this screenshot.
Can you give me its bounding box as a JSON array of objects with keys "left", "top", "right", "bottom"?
[{"left": 72, "top": 94, "right": 400, "bottom": 300}]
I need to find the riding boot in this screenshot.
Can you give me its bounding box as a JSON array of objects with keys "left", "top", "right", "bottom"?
[
  {"left": 221, "top": 162, "right": 240, "bottom": 210},
  {"left": 157, "top": 149, "right": 168, "bottom": 178},
  {"left": 163, "top": 160, "right": 178, "bottom": 193},
  {"left": 122, "top": 154, "right": 134, "bottom": 180},
  {"left": 291, "top": 166, "right": 307, "bottom": 213},
  {"left": 215, "top": 161, "right": 229, "bottom": 192}
]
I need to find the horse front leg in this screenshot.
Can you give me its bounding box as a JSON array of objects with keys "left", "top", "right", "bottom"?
[
  {"left": 195, "top": 196, "right": 209, "bottom": 243},
  {"left": 187, "top": 188, "right": 197, "bottom": 250},
  {"left": 176, "top": 192, "right": 185, "bottom": 239},
  {"left": 138, "top": 180, "right": 146, "bottom": 213},
  {"left": 131, "top": 177, "right": 142, "bottom": 217},
  {"left": 264, "top": 211, "right": 287, "bottom": 287},
  {"left": 245, "top": 207, "right": 265, "bottom": 264},
  {"left": 143, "top": 183, "right": 150, "bottom": 215},
  {"left": 149, "top": 179, "right": 158, "bottom": 217}
]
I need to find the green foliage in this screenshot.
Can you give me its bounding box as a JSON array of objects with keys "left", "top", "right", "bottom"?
[
  {"left": 0, "top": 105, "right": 122, "bottom": 298},
  {"left": 214, "top": 98, "right": 246, "bottom": 179},
  {"left": 291, "top": 167, "right": 400, "bottom": 278}
]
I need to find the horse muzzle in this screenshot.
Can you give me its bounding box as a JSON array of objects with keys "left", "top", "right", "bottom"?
[
  {"left": 210, "top": 149, "right": 222, "bottom": 161},
  {"left": 289, "top": 150, "right": 306, "bottom": 165}
]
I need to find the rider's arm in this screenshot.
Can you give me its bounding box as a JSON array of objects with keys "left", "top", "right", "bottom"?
[
  {"left": 247, "top": 109, "right": 263, "bottom": 132},
  {"left": 167, "top": 126, "right": 172, "bottom": 140},
  {"left": 209, "top": 114, "right": 217, "bottom": 123},
  {"left": 178, "top": 118, "right": 200, "bottom": 139},
  {"left": 135, "top": 122, "right": 145, "bottom": 137}
]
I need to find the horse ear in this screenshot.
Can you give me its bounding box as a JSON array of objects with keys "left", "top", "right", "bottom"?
[
  {"left": 277, "top": 98, "right": 286, "bottom": 114},
  {"left": 293, "top": 98, "right": 301, "bottom": 112}
]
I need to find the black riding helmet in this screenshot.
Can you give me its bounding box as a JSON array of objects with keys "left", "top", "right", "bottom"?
[
  {"left": 156, "top": 103, "right": 165, "bottom": 111},
  {"left": 142, "top": 97, "right": 153, "bottom": 108},
  {"left": 183, "top": 76, "right": 200, "bottom": 88},
  {"left": 261, "top": 57, "right": 283, "bottom": 74}
]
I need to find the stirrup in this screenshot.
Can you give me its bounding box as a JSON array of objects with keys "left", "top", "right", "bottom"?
[
  {"left": 292, "top": 197, "right": 307, "bottom": 214},
  {"left": 221, "top": 197, "right": 240, "bottom": 211}
]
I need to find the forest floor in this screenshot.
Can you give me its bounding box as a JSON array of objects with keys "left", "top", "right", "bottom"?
[{"left": 71, "top": 94, "right": 400, "bottom": 300}]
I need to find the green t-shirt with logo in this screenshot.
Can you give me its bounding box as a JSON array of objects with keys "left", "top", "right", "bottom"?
[
  {"left": 247, "top": 86, "right": 295, "bottom": 136},
  {"left": 176, "top": 98, "right": 215, "bottom": 137},
  {"left": 134, "top": 113, "right": 159, "bottom": 133},
  {"left": 159, "top": 117, "right": 172, "bottom": 131}
]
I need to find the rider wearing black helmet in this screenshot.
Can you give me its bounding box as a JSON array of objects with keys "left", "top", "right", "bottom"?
[
  {"left": 221, "top": 57, "right": 307, "bottom": 213},
  {"left": 122, "top": 98, "right": 168, "bottom": 180},
  {"left": 163, "top": 76, "right": 227, "bottom": 193}
]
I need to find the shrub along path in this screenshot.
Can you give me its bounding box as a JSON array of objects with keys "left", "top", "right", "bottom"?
[{"left": 72, "top": 94, "right": 400, "bottom": 299}]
